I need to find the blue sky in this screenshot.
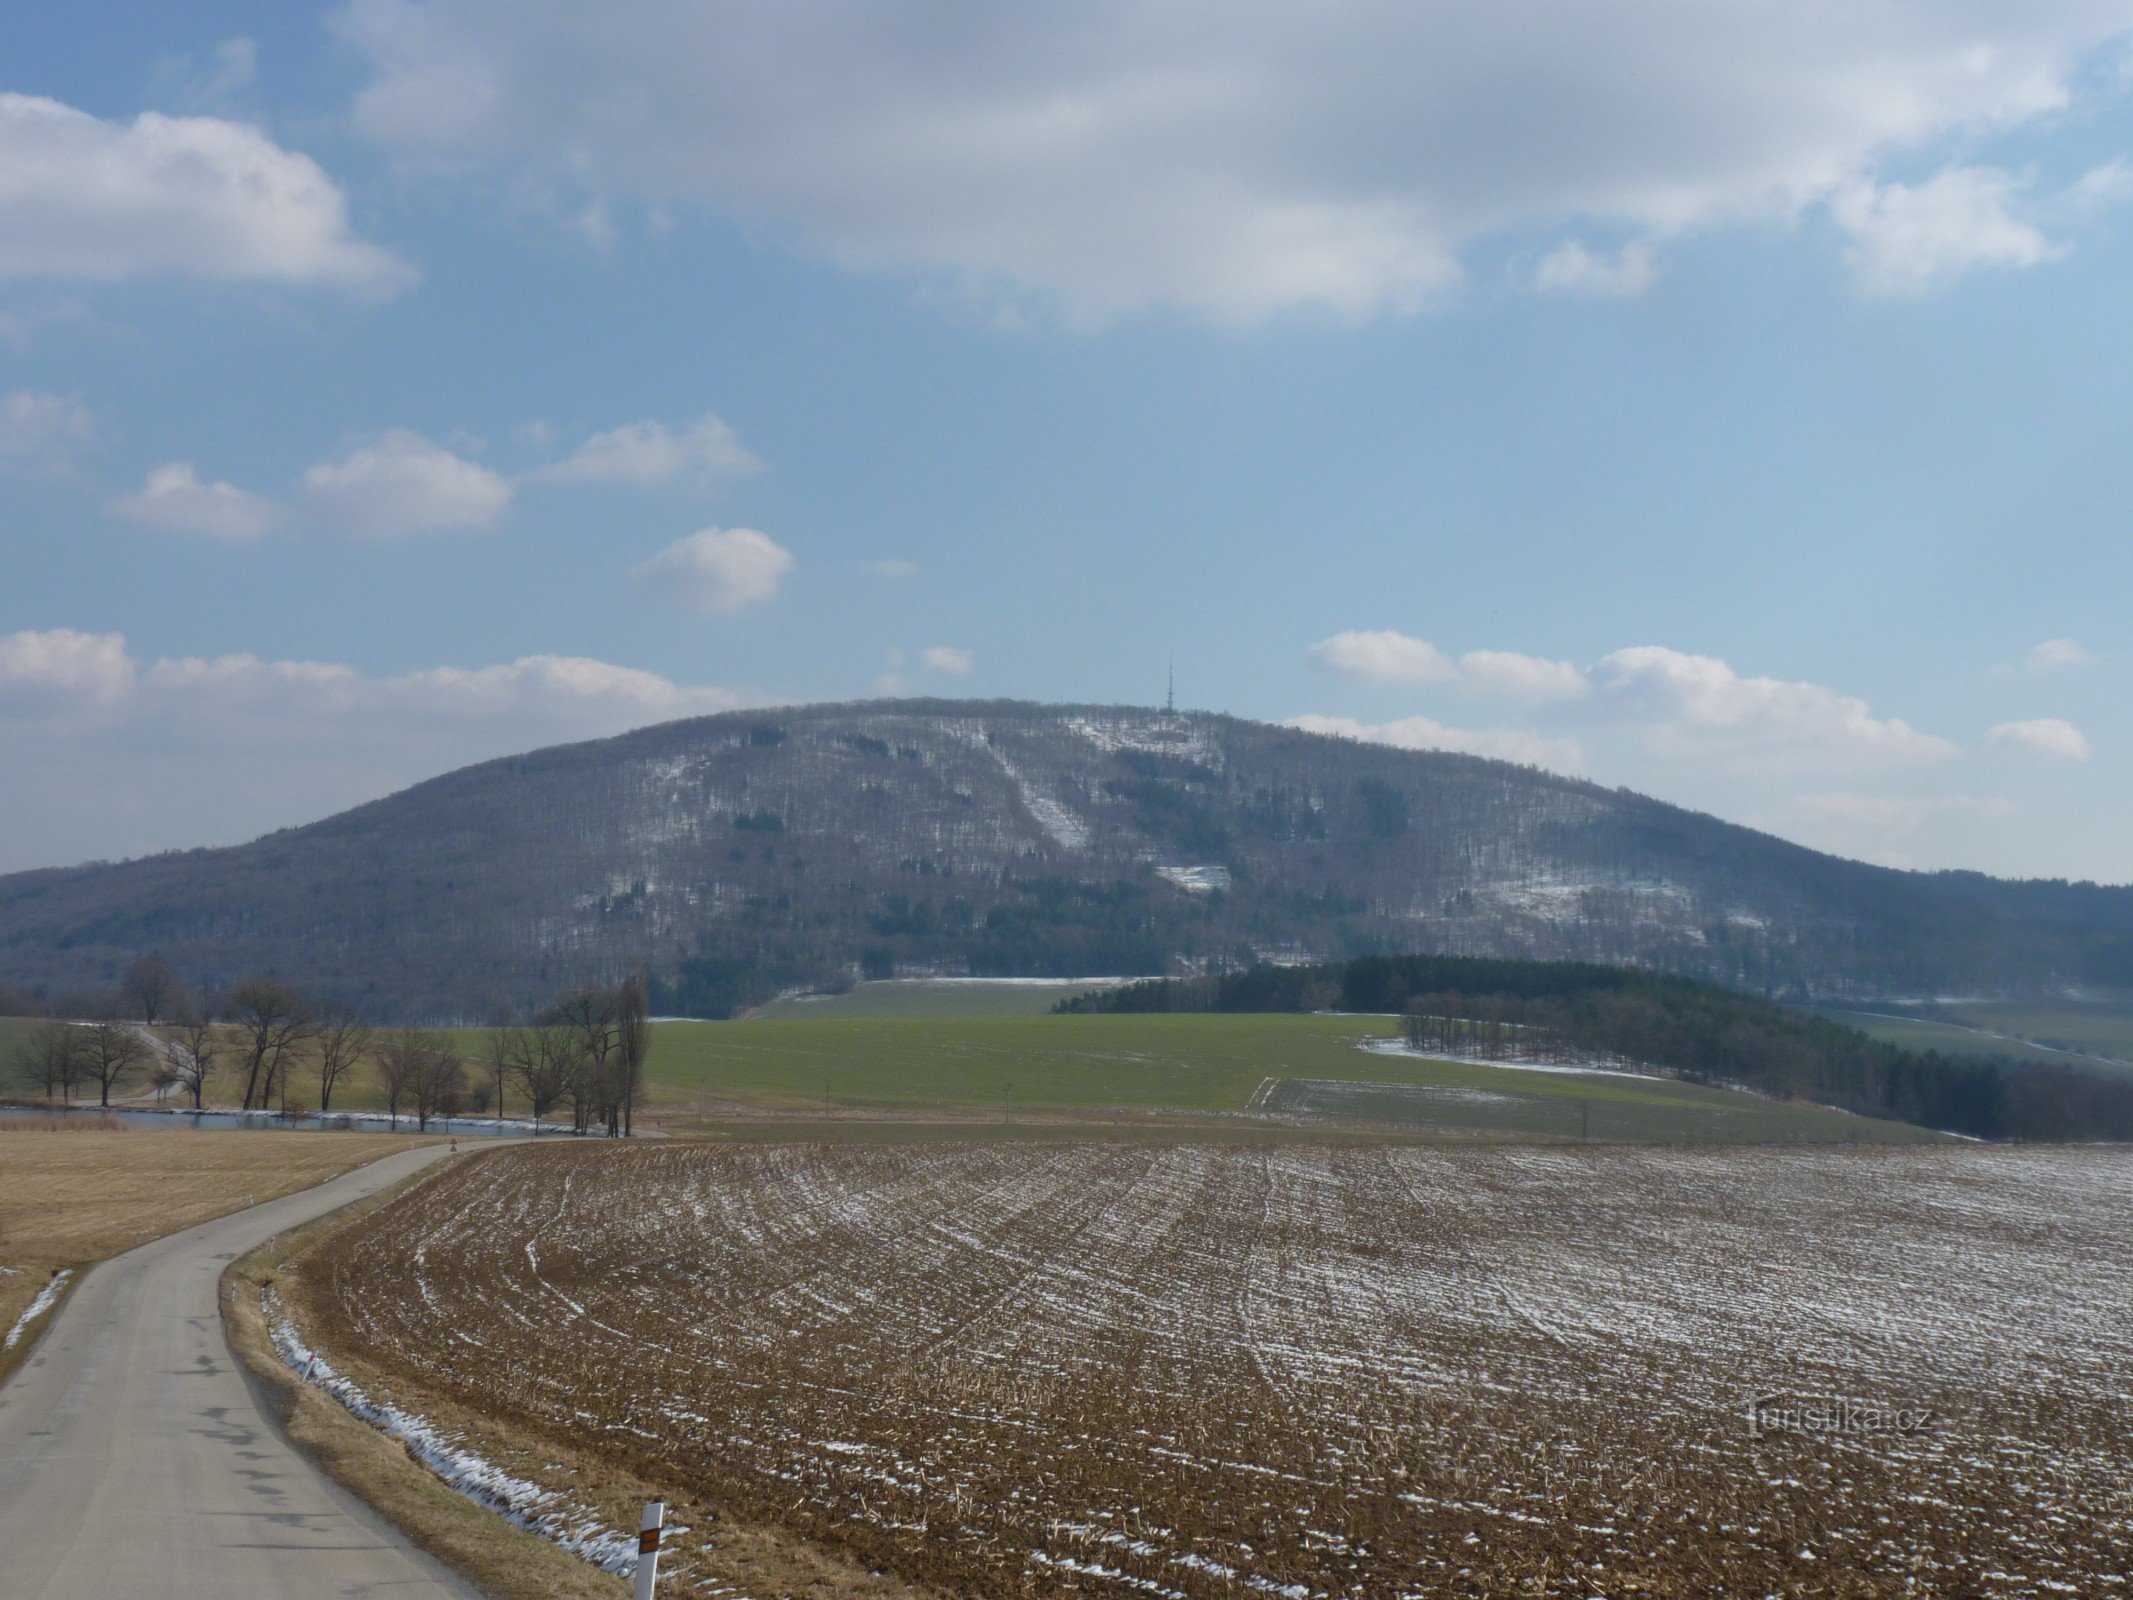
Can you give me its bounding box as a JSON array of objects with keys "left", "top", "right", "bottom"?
[{"left": 1, "top": 1, "right": 2129, "bottom": 880}]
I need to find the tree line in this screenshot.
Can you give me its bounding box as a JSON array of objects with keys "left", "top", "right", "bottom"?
[
  {"left": 1062, "top": 954, "right": 2133, "bottom": 1142},
  {"left": 4, "top": 955, "right": 653, "bottom": 1135}
]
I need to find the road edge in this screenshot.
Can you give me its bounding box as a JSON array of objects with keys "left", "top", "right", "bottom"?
[
  {"left": 222, "top": 1151, "right": 623, "bottom": 1600},
  {"left": 0, "top": 1264, "right": 82, "bottom": 1390}
]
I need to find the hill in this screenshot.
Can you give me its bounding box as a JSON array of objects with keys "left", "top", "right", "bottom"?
[{"left": 1, "top": 698, "right": 2129, "bottom": 1019}]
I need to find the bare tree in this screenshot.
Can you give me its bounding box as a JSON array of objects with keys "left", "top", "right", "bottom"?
[
  {"left": 121, "top": 955, "right": 187, "bottom": 1027},
  {"left": 11, "top": 1020, "right": 82, "bottom": 1104},
  {"left": 499, "top": 1020, "right": 583, "bottom": 1131},
  {"left": 314, "top": 1002, "right": 374, "bottom": 1115},
  {"left": 552, "top": 985, "right": 621, "bottom": 1135},
  {"left": 412, "top": 1041, "right": 468, "bottom": 1132},
  {"left": 164, "top": 1015, "right": 221, "bottom": 1111},
  {"left": 225, "top": 979, "right": 317, "bottom": 1110},
  {"left": 374, "top": 1031, "right": 439, "bottom": 1130},
  {"left": 615, "top": 971, "right": 650, "bottom": 1138},
  {"left": 77, "top": 1015, "right": 150, "bottom": 1108}
]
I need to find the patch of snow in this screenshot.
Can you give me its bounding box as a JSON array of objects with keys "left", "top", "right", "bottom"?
[
  {"left": 1361, "top": 1035, "right": 1663, "bottom": 1082},
  {"left": 267, "top": 1295, "right": 641, "bottom": 1575},
  {"left": 1157, "top": 864, "right": 1231, "bottom": 895},
  {"left": 3, "top": 1269, "right": 70, "bottom": 1349}
]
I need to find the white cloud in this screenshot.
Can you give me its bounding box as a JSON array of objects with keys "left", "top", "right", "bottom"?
[
  {"left": 0, "top": 628, "right": 135, "bottom": 708},
  {"left": 0, "top": 92, "right": 411, "bottom": 293},
  {"left": 529, "top": 412, "right": 761, "bottom": 485},
  {"left": 113, "top": 461, "right": 282, "bottom": 542},
  {"left": 341, "top": 1, "right": 2133, "bottom": 320},
  {"left": 869, "top": 558, "right": 919, "bottom": 580},
  {"left": 302, "top": 429, "right": 512, "bottom": 538},
  {"left": 1307, "top": 630, "right": 1587, "bottom": 702},
  {"left": 1308, "top": 630, "right": 1452, "bottom": 684},
  {"left": 2023, "top": 637, "right": 2094, "bottom": 673},
  {"left": 1532, "top": 239, "right": 1656, "bottom": 298},
  {"left": 922, "top": 645, "right": 973, "bottom": 676},
  {"left": 1832, "top": 166, "right": 2059, "bottom": 294},
  {"left": 1288, "top": 712, "right": 1584, "bottom": 773},
  {"left": 1986, "top": 717, "right": 2092, "bottom": 761},
  {"left": 1308, "top": 636, "right": 1958, "bottom": 774},
  {"left": 0, "top": 626, "right": 756, "bottom": 868},
  {"left": 632, "top": 527, "right": 792, "bottom": 614},
  {"left": 1588, "top": 646, "right": 1958, "bottom": 772},
  {"left": 0, "top": 389, "right": 91, "bottom": 469}
]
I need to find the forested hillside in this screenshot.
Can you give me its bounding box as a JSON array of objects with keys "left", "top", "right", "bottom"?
[{"left": 1, "top": 699, "right": 2130, "bottom": 1020}]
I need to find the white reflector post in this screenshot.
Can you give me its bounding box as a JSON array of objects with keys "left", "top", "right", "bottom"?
[{"left": 633, "top": 1500, "right": 665, "bottom": 1600}]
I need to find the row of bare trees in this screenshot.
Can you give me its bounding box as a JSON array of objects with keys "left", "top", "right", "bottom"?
[
  {"left": 489, "top": 975, "right": 651, "bottom": 1136},
  {"left": 7, "top": 957, "right": 653, "bottom": 1136}
]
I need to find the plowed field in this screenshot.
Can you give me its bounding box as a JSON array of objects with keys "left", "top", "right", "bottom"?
[{"left": 299, "top": 1143, "right": 2133, "bottom": 1597}]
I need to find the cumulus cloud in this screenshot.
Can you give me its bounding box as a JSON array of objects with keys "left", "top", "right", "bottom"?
[
  {"left": 2023, "top": 638, "right": 2094, "bottom": 673},
  {"left": 529, "top": 412, "right": 761, "bottom": 486},
  {"left": 1307, "top": 631, "right": 1588, "bottom": 702},
  {"left": 113, "top": 461, "right": 282, "bottom": 541},
  {"left": 302, "top": 430, "right": 512, "bottom": 538},
  {"left": 921, "top": 645, "right": 973, "bottom": 676},
  {"left": 632, "top": 527, "right": 793, "bottom": 613},
  {"left": 1832, "top": 166, "right": 2060, "bottom": 294},
  {"left": 0, "top": 389, "right": 91, "bottom": 470},
  {"left": 1287, "top": 713, "right": 1584, "bottom": 773},
  {"left": 1532, "top": 239, "right": 1657, "bottom": 298},
  {"left": 0, "top": 627, "right": 135, "bottom": 708},
  {"left": 1986, "top": 717, "right": 2092, "bottom": 762},
  {"left": 0, "top": 92, "right": 411, "bottom": 293},
  {"left": 1587, "top": 647, "right": 1958, "bottom": 771},
  {"left": 340, "top": 1, "right": 2133, "bottom": 318},
  {"left": 0, "top": 626, "right": 755, "bottom": 868},
  {"left": 1306, "top": 636, "right": 1958, "bottom": 775}
]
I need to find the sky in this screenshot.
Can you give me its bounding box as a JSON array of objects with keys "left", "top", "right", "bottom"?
[{"left": 1, "top": 2, "right": 2129, "bottom": 882}]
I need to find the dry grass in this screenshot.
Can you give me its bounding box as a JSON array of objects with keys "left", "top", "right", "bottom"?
[
  {"left": 301, "top": 1141, "right": 2133, "bottom": 1599},
  {"left": 0, "top": 1125, "right": 435, "bottom": 1376}
]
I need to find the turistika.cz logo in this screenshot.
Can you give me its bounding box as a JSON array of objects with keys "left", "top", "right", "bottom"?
[{"left": 1746, "top": 1394, "right": 1938, "bottom": 1440}]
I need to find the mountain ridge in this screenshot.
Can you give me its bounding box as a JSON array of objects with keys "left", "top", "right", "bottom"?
[{"left": 2, "top": 697, "right": 2128, "bottom": 1020}]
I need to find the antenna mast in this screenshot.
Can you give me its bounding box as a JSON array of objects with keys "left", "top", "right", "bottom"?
[{"left": 1165, "top": 659, "right": 1175, "bottom": 715}]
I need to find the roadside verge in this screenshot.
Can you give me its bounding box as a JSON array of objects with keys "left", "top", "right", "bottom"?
[{"left": 222, "top": 1154, "right": 623, "bottom": 1600}]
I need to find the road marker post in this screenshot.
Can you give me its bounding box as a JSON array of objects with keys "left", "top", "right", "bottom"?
[{"left": 633, "top": 1500, "right": 665, "bottom": 1599}]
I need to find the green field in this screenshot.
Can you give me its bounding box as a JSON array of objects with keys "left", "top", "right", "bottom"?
[
  {"left": 749, "top": 978, "right": 1121, "bottom": 1019},
  {"left": 1816, "top": 999, "right": 2133, "bottom": 1071},
  {"left": 2, "top": 1007, "right": 1937, "bottom": 1142},
  {"left": 643, "top": 1013, "right": 1937, "bottom": 1141}
]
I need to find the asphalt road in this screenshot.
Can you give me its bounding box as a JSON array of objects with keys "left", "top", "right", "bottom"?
[{"left": 0, "top": 1141, "right": 482, "bottom": 1599}]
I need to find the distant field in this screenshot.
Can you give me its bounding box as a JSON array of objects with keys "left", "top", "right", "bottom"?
[
  {"left": 5, "top": 1009, "right": 1936, "bottom": 1142},
  {"left": 301, "top": 1140, "right": 2133, "bottom": 1598},
  {"left": 0, "top": 1124, "right": 431, "bottom": 1375},
  {"left": 642, "top": 1013, "right": 1932, "bottom": 1141},
  {"left": 1818, "top": 999, "right": 2133, "bottom": 1070},
  {"left": 750, "top": 977, "right": 1122, "bottom": 1019}
]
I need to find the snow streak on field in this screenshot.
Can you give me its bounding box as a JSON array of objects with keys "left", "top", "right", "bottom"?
[{"left": 304, "top": 1144, "right": 2133, "bottom": 1597}]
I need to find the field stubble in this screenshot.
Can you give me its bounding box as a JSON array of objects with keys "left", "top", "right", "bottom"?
[
  {"left": 0, "top": 1124, "right": 434, "bottom": 1377},
  {"left": 299, "top": 1142, "right": 2132, "bottom": 1598}
]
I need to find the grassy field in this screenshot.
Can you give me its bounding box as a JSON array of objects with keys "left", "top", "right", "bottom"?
[
  {"left": 1818, "top": 998, "right": 2133, "bottom": 1070},
  {"left": 750, "top": 978, "right": 1121, "bottom": 1018},
  {"left": 0, "top": 1122, "right": 435, "bottom": 1378},
  {"left": 639, "top": 1013, "right": 1935, "bottom": 1141},
  {"left": 9, "top": 1008, "right": 1941, "bottom": 1142}
]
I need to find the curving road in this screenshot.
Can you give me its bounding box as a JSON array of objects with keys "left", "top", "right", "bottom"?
[{"left": 0, "top": 1142, "right": 481, "bottom": 1599}]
